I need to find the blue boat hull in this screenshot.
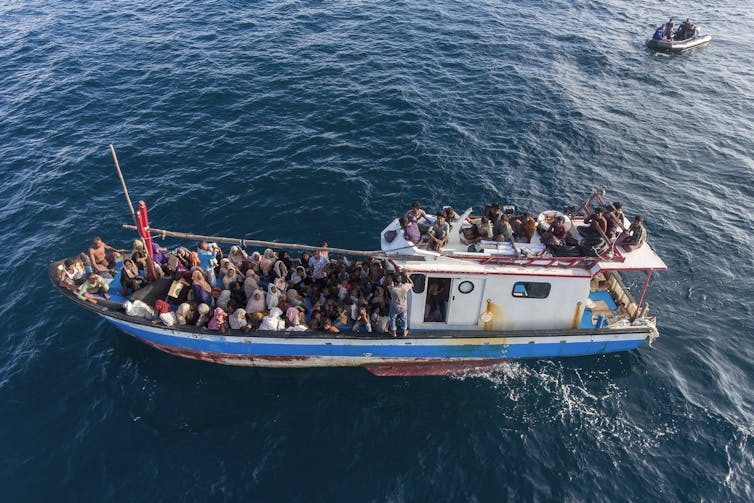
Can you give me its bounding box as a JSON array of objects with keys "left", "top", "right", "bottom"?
[{"left": 105, "top": 315, "right": 652, "bottom": 375}]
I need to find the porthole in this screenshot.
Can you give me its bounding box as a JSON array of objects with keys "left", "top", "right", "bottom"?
[
  {"left": 410, "top": 274, "right": 426, "bottom": 294},
  {"left": 458, "top": 280, "right": 475, "bottom": 294}
]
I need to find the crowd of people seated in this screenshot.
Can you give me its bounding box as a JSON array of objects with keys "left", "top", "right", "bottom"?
[
  {"left": 397, "top": 200, "right": 537, "bottom": 250},
  {"left": 539, "top": 200, "right": 647, "bottom": 257},
  {"left": 653, "top": 18, "right": 699, "bottom": 41},
  {"left": 394, "top": 199, "right": 647, "bottom": 258},
  {"left": 57, "top": 235, "right": 416, "bottom": 337}
]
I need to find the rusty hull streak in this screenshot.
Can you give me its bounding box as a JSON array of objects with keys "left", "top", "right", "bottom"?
[{"left": 365, "top": 359, "right": 510, "bottom": 376}]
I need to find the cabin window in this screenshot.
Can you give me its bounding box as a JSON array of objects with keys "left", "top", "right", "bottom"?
[
  {"left": 458, "top": 280, "right": 475, "bottom": 294},
  {"left": 410, "top": 274, "right": 426, "bottom": 294},
  {"left": 512, "top": 282, "right": 551, "bottom": 299}
]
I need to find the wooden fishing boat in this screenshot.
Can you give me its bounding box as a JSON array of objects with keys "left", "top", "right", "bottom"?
[{"left": 51, "top": 154, "right": 666, "bottom": 375}]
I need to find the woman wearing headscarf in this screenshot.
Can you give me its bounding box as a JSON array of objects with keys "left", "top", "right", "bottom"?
[
  {"left": 188, "top": 251, "right": 201, "bottom": 269},
  {"left": 286, "top": 288, "right": 305, "bottom": 308},
  {"left": 130, "top": 240, "right": 149, "bottom": 270},
  {"left": 273, "top": 259, "right": 288, "bottom": 280},
  {"left": 175, "top": 303, "right": 193, "bottom": 326},
  {"left": 208, "top": 307, "right": 228, "bottom": 332},
  {"left": 216, "top": 289, "right": 231, "bottom": 311},
  {"left": 221, "top": 266, "right": 243, "bottom": 290},
  {"left": 195, "top": 303, "right": 211, "bottom": 327},
  {"left": 229, "top": 308, "right": 250, "bottom": 332},
  {"left": 228, "top": 245, "right": 248, "bottom": 270},
  {"left": 259, "top": 249, "right": 275, "bottom": 277},
  {"left": 279, "top": 251, "right": 293, "bottom": 270},
  {"left": 154, "top": 300, "right": 177, "bottom": 327},
  {"left": 218, "top": 258, "right": 232, "bottom": 282},
  {"left": 290, "top": 265, "right": 307, "bottom": 289},
  {"left": 120, "top": 258, "right": 146, "bottom": 291},
  {"left": 286, "top": 306, "right": 306, "bottom": 328},
  {"left": 266, "top": 283, "right": 281, "bottom": 310},
  {"left": 245, "top": 289, "right": 266, "bottom": 315},
  {"left": 249, "top": 251, "right": 262, "bottom": 268},
  {"left": 274, "top": 276, "right": 287, "bottom": 294},
  {"left": 191, "top": 270, "right": 213, "bottom": 306},
  {"left": 259, "top": 307, "right": 285, "bottom": 331},
  {"left": 243, "top": 269, "right": 260, "bottom": 298}
]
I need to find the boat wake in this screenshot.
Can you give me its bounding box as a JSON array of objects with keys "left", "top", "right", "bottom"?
[{"left": 451, "top": 360, "right": 677, "bottom": 453}]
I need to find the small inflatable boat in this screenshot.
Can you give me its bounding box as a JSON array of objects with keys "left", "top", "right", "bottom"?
[{"left": 647, "top": 34, "right": 712, "bottom": 52}]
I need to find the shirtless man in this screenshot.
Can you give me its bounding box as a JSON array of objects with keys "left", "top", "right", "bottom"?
[{"left": 88, "top": 236, "right": 123, "bottom": 274}]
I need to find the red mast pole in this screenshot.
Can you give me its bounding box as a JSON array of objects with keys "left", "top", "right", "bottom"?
[{"left": 136, "top": 201, "right": 157, "bottom": 281}]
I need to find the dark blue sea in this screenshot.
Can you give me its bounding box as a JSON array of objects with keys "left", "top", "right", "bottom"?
[{"left": 2, "top": 1, "right": 753, "bottom": 500}]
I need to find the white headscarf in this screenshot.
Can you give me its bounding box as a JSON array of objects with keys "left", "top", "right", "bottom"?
[
  {"left": 229, "top": 308, "right": 248, "bottom": 330},
  {"left": 274, "top": 277, "right": 287, "bottom": 293},
  {"left": 228, "top": 246, "right": 247, "bottom": 269},
  {"left": 246, "top": 289, "right": 266, "bottom": 314},
  {"left": 218, "top": 258, "right": 232, "bottom": 279},
  {"left": 259, "top": 307, "right": 284, "bottom": 331},
  {"left": 175, "top": 303, "right": 192, "bottom": 325},
  {"left": 274, "top": 260, "right": 288, "bottom": 279},
  {"left": 266, "top": 283, "right": 281, "bottom": 309},
  {"left": 244, "top": 269, "right": 260, "bottom": 299},
  {"left": 217, "top": 289, "right": 231, "bottom": 311}
]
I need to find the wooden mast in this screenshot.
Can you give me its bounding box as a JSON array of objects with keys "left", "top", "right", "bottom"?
[{"left": 121, "top": 224, "right": 387, "bottom": 258}]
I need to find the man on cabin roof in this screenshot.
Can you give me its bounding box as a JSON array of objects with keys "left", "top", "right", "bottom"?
[
  {"left": 404, "top": 201, "right": 430, "bottom": 224},
  {"left": 399, "top": 216, "right": 421, "bottom": 244},
  {"left": 616, "top": 215, "right": 647, "bottom": 251},
  {"left": 493, "top": 214, "right": 514, "bottom": 243},
  {"left": 426, "top": 213, "right": 450, "bottom": 251},
  {"left": 578, "top": 207, "right": 608, "bottom": 239}
]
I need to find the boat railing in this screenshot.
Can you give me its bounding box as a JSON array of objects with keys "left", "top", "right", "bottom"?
[{"left": 440, "top": 252, "right": 600, "bottom": 269}]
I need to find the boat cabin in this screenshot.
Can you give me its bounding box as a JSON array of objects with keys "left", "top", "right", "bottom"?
[{"left": 380, "top": 196, "right": 667, "bottom": 333}]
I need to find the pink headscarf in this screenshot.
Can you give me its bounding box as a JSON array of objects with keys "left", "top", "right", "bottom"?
[
  {"left": 286, "top": 306, "right": 302, "bottom": 326},
  {"left": 208, "top": 307, "right": 227, "bottom": 330},
  {"left": 246, "top": 289, "right": 266, "bottom": 314}
]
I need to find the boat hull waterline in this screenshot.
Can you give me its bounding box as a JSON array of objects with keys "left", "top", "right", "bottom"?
[{"left": 106, "top": 315, "right": 653, "bottom": 375}]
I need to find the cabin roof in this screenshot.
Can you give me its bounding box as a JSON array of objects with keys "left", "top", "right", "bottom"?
[
  {"left": 382, "top": 212, "right": 668, "bottom": 277},
  {"left": 597, "top": 242, "right": 667, "bottom": 271}
]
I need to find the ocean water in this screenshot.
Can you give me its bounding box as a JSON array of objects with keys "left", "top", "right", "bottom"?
[{"left": 1, "top": 1, "right": 753, "bottom": 500}]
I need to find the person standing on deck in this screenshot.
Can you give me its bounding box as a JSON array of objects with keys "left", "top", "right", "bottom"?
[
  {"left": 387, "top": 273, "right": 414, "bottom": 338},
  {"left": 309, "top": 249, "right": 329, "bottom": 288},
  {"left": 197, "top": 241, "right": 219, "bottom": 287}
]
